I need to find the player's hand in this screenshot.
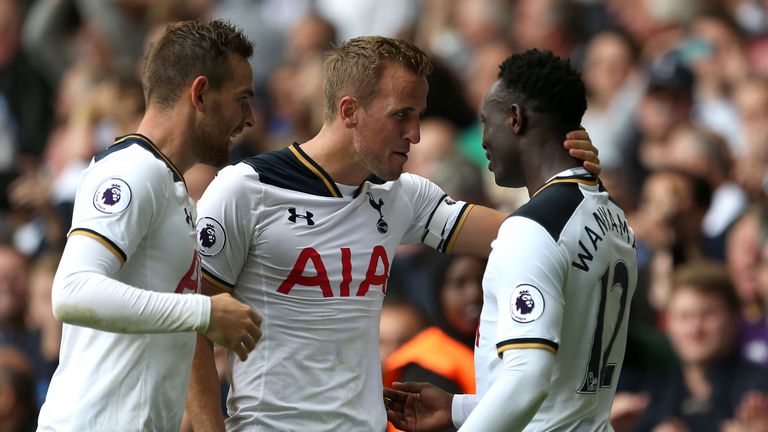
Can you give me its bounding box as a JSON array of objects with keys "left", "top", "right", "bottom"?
[
  {"left": 205, "top": 293, "right": 262, "bottom": 362},
  {"left": 384, "top": 382, "right": 453, "bottom": 432},
  {"left": 564, "top": 128, "right": 601, "bottom": 176}
]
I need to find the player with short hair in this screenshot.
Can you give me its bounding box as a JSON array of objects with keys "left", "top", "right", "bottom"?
[
  {"left": 385, "top": 49, "right": 638, "bottom": 431},
  {"left": 187, "top": 37, "right": 601, "bottom": 431},
  {"left": 37, "top": 20, "right": 262, "bottom": 432}
]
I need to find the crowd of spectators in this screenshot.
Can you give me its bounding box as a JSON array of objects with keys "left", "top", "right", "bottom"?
[{"left": 2, "top": 0, "right": 768, "bottom": 431}]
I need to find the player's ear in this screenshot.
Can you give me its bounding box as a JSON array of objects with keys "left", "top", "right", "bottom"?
[
  {"left": 190, "top": 76, "right": 208, "bottom": 111},
  {"left": 507, "top": 104, "right": 524, "bottom": 135},
  {"left": 339, "top": 96, "right": 358, "bottom": 128}
]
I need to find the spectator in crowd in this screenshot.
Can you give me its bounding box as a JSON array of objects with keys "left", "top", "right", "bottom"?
[
  {"left": 383, "top": 255, "right": 484, "bottom": 432},
  {"left": 632, "top": 262, "right": 768, "bottom": 432},
  {"left": 665, "top": 125, "right": 748, "bottom": 260},
  {"left": 726, "top": 207, "right": 766, "bottom": 324},
  {"left": 0, "top": 346, "right": 37, "bottom": 432},
  {"left": 380, "top": 298, "right": 428, "bottom": 365}
]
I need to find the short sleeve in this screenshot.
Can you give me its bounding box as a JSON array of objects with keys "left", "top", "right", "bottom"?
[
  {"left": 196, "top": 163, "right": 258, "bottom": 291},
  {"left": 399, "top": 174, "right": 471, "bottom": 252},
  {"left": 486, "top": 216, "right": 569, "bottom": 356},
  {"left": 68, "top": 155, "right": 165, "bottom": 264}
]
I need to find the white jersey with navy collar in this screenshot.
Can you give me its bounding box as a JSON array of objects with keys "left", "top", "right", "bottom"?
[
  {"left": 475, "top": 168, "right": 638, "bottom": 431},
  {"left": 38, "top": 134, "right": 201, "bottom": 432},
  {"left": 196, "top": 143, "right": 471, "bottom": 431}
]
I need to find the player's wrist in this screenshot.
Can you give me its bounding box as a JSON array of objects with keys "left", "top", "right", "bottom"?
[
  {"left": 451, "top": 393, "right": 476, "bottom": 428},
  {"left": 196, "top": 294, "right": 212, "bottom": 334}
]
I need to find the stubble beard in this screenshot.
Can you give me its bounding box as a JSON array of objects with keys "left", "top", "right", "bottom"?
[{"left": 194, "top": 116, "right": 229, "bottom": 168}]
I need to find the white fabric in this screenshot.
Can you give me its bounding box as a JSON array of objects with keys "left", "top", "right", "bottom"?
[
  {"left": 197, "top": 161, "right": 468, "bottom": 431},
  {"left": 51, "top": 235, "right": 210, "bottom": 333},
  {"left": 38, "top": 138, "right": 206, "bottom": 432},
  {"left": 451, "top": 394, "right": 477, "bottom": 428},
  {"left": 459, "top": 349, "right": 554, "bottom": 431},
  {"left": 474, "top": 170, "right": 637, "bottom": 431},
  {"left": 702, "top": 182, "right": 748, "bottom": 237}
]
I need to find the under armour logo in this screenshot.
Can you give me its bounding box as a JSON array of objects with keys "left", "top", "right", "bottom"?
[
  {"left": 288, "top": 208, "right": 315, "bottom": 225},
  {"left": 366, "top": 193, "right": 388, "bottom": 233},
  {"left": 184, "top": 208, "right": 193, "bottom": 226}
]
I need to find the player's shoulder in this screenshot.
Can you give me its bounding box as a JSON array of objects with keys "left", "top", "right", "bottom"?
[
  {"left": 511, "top": 180, "right": 593, "bottom": 242},
  {"left": 95, "top": 135, "right": 181, "bottom": 178},
  {"left": 88, "top": 134, "right": 180, "bottom": 189},
  {"left": 236, "top": 143, "right": 342, "bottom": 197},
  {"left": 388, "top": 172, "right": 443, "bottom": 197}
]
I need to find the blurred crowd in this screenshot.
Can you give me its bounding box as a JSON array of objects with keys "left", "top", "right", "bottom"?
[{"left": 1, "top": 0, "right": 768, "bottom": 431}]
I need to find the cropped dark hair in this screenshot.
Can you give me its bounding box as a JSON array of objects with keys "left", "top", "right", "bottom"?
[
  {"left": 143, "top": 20, "right": 254, "bottom": 109},
  {"left": 498, "top": 49, "right": 586, "bottom": 133}
]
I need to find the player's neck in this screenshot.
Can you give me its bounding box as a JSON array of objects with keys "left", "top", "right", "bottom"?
[
  {"left": 524, "top": 135, "right": 582, "bottom": 197},
  {"left": 300, "top": 123, "right": 369, "bottom": 185},
  {"left": 136, "top": 107, "right": 197, "bottom": 174}
]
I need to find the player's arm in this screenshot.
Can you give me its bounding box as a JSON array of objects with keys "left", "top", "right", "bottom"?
[
  {"left": 456, "top": 348, "right": 555, "bottom": 431},
  {"left": 186, "top": 279, "right": 229, "bottom": 432},
  {"left": 52, "top": 234, "right": 212, "bottom": 333}
]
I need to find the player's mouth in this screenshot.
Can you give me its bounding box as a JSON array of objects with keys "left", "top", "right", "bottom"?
[{"left": 393, "top": 151, "right": 409, "bottom": 161}]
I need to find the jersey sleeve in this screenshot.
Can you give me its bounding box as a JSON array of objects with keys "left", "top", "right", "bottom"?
[
  {"left": 399, "top": 173, "right": 472, "bottom": 253},
  {"left": 196, "top": 163, "right": 258, "bottom": 292},
  {"left": 68, "top": 155, "right": 166, "bottom": 264},
  {"left": 487, "top": 216, "right": 569, "bottom": 357}
]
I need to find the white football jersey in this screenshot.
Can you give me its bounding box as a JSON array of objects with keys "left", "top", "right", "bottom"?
[
  {"left": 38, "top": 135, "right": 201, "bottom": 431},
  {"left": 196, "top": 143, "right": 471, "bottom": 431},
  {"left": 475, "top": 168, "right": 637, "bottom": 431}
]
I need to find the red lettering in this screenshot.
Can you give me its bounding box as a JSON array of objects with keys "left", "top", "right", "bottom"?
[
  {"left": 277, "top": 247, "right": 333, "bottom": 297},
  {"left": 356, "top": 245, "right": 390, "bottom": 296},
  {"left": 175, "top": 252, "right": 201, "bottom": 294},
  {"left": 340, "top": 248, "right": 352, "bottom": 297}
]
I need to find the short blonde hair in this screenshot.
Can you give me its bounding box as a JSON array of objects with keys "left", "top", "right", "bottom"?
[{"left": 323, "top": 36, "right": 432, "bottom": 123}]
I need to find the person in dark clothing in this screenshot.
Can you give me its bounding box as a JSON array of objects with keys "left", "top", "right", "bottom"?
[{"left": 635, "top": 262, "right": 768, "bottom": 432}]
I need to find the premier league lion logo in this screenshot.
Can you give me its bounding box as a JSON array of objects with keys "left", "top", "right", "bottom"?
[
  {"left": 515, "top": 290, "right": 535, "bottom": 315},
  {"left": 101, "top": 184, "right": 122, "bottom": 205},
  {"left": 196, "top": 217, "right": 226, "bottom": 256},
  {"left": 199, "top": 224, "right": 217, "bottom": 248},
  {"left": 93, "top": 178, "right": 131, "bottom": 214},
  {"left": 510, "top": 284, "right": 544, "bottom": 323}
]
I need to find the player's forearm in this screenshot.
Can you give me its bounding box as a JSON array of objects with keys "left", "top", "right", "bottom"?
[
  {"left": 449, "top": 206, "right": 506, "bottom": 258},
  {"left": 458, "top": 349, "right": 553, "bottom": 431},
  {"left": 186, "top": 335, "right": 226, "bottom": 432},
  {"left": 52, "top": 235, "right": 211, "bottom": 333}
]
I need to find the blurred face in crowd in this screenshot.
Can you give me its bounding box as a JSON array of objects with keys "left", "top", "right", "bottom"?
[
  {"left": 639, "top": 171, "right": 694, "bottom": 229},
  {"left": 759, "top": 242, "right": 768, "bottom": 310},
  {"left": 403, "top": 118, "right": 457, "bottom": 178},
  {"left": 379, "top": 303, "right": 424, "bottom": 363},
  {"left": 726, "top": 213, "right": 762, "bottom": 305},
  {"left": 666, "top": 286, "right": 738, "bottom": 366},
  {"left": 583, "top": 32, "right": 635, "bottom": 105},
  {"left": 734, "top": 78, "right": 768, "bottom": 156},
  {"left": 351, "top": 63, "right": 427, "bottom": 181},
  {"left": 194, "top": 54, "right": 255, "bottom": 167},
  {"left": 441, "top": 256, "right": 485, "bottom": 337}
]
